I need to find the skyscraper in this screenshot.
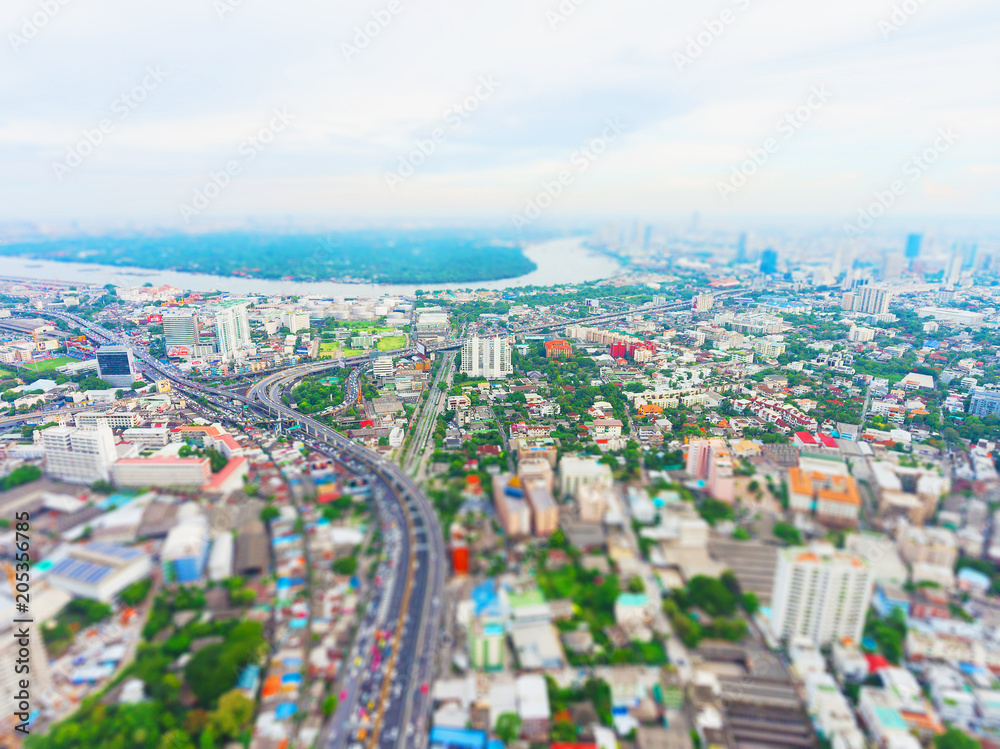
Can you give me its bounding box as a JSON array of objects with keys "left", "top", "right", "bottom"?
[
  {"left": 460, "top": 336, "right": 513, "bottom": 379},
  {"left": 163, "top": 313, "right": 201, "bottom": 349},
  {"left": 904, "top": 233, "right": 922, "bottom": 265},
  {"left": 769, "top": 543, "right": 874, "bottom": 646},
  {"left": 946, "top": 253, "right": 962, "bottom": 289},
  {"left": 95, "top": 345, "right": 136, "bottom": 387},
  {"left": 760, "top": 248, "right": 778, "bottom": 275},
  {"left": 735, "top": 232, "right": 747, "bottom": 264},
  {"left": 214, "top": 302, "right": 252, "bottom": 356}
]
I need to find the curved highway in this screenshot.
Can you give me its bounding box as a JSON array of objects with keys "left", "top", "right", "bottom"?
[{"left": 30, "top": 310, "right": 445, "bottom": 749}]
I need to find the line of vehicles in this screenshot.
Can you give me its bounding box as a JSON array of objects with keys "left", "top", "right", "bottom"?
[{"left": 29, "top": 309, "right": 444, "bottom": 749}]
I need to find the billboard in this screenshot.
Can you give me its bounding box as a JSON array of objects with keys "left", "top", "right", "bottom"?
[
  {"left": 167, "top": 345, "right": 191, "bottom": 357},
  {"left": 147, "top": 314, "right": 163, "bottom": 324},
  {"left": 415, "top": 340, "right": 429, "bottom": 359}
]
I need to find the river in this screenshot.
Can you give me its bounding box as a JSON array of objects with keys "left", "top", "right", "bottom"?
[{"left": 0, "top": 236, "right": 621, "bottom": 296}]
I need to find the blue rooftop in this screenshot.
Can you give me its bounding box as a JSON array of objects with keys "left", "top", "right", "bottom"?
[
  {"left": 471, "top": 580, "right": 500, "bottom": 617},
  {"left": 429, "top": 726, "right": 487, "bottom": 749},
  {"left": 51, "top": 558, "right": 112, "bottom": 584}
]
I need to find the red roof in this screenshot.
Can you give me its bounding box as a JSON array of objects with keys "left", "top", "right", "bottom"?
[
  {"left": 201, "top": 456, "right": 248, "bottom": 491},
  {"left": 865, "top": 653, "right": 890, "bottom": 672},
  {"left": 795, "top": 431, "right": 817, "bottom": 445},
  {"left": 819, "top": 434, "right": 839, "bottom": 448}
]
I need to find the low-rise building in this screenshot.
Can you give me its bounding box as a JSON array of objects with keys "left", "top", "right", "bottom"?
[
  {"left": 48, "top": 542, "right": 152, "bottom": 602},
  {"left": 113, "top": 456, "right": 212, "bottom": 489}
]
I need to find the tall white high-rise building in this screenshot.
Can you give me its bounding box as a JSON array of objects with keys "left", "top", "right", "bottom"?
[
  {"left": 852, "top": 285, "right": 892, "bottom": 315},
  {"left": 41, "top": 425, "right": 118, "bottom": 484},
  {"left": 769, "top": 543, "right": 874, "bottom": 646},
  {"left": 214, "top": 303, "right": 252, "bottom": 356},
  {"left": 460, "top": 335, "right": 513, "bottom": 380}
]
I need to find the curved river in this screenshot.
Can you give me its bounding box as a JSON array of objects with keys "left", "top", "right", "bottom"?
[{"left": 0, "top": 236, "right": 621, "bottom": 295}]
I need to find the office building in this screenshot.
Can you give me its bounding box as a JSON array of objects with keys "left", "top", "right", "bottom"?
[
  {"left": 760, "top": 248, "right": 778, "bottom": 275},
  {"left": 693, "top": 293, "right": 714, "bottom": 312},
  {"left": 460, "top": 335, "right": 513, "bottom": 379},
  {"left": 372, "top": 355, "right": 395, "bottom": 381},
  {"left": 769, "top": 543, "right": 874, "bottom": 646},
  {"left": 970, "top": 388, "right": 1000, "bottom": 417},
  {"left": 917, "top": 306, "right": 985, "bottom": 327},
  {"left": 905, "top": 233, "right": 922, "bottom": 265},
  {"left": 162, "top": 313, "right": 200, "bottom": 349},
  {"left": 41, "top": 425, "right": 117, "bottom": 484},
  {"left": 518, "top": 459, "right": 559, "bottom": 537},
  {"left": 75, "top": 411, "right": 142, "bottom": 431},
  {"left": 852, "top": 285, "right": 892, "bottom": 315},
  {"left": 559, "top": 454, "right": 613, "bottom": 498},
  {"left": 686, "top": 438, "right": 735, "bottom": 503},
  {"left": 112, "top": 456, "right": 212, "bottom": 489},
  {"left": 282, "top": 311, "right": 311, "bottom": 334},
  {"left": 48, "top": 542, "right": 152, "bottom": 602},
  {"left": 95, "top": 345, "right": 136, "bottom": 387},
  {"left": 735, "top": 232, "right": 747, "bottom": 264},
  {"left": 214, "top": 302, "right": 252, "bottom": 356}
]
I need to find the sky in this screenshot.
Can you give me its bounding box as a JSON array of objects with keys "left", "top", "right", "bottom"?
[{"left": 2, "top": 0, "right": 998, "bottom": 231}]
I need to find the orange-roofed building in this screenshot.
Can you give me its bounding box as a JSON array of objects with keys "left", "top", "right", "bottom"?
[
  {"left": 262, "top": 675, "right": 281, "bottom": 698},
  {"left": 788, "top": 455, "right": 861, "bottom": 528},
  {"left": 544, "top": 339, "right": 573, "bottom": 359}
]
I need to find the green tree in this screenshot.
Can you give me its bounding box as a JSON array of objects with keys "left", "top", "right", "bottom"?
[
  {"left": 495, "top": 713, "right": 521, "bottom": 744},
  {"left": 933, "top": 727, "right": 982, "bottom": 749},
  {"left": 322, "top": 694, "right": 338, "bottom": 718},
  {"left": 1, "top": 464, "right": 42, "bottom": 491},
  {"left": 772, "top": 522, "right": 803, "bottom": 546},
  {"left": 118, "top": 578, "right": 153, "bottom": 607},
  {"left": 159, "top": 730, "right": 196, "bottom": 749},
  {"left": 259, "top": 505, "right": 280, "bottom": 523},
  {"left": 333, "top": 555, "right": 358, "bottom": 575},
  {"left": 550, "top": 719, "right": 577, "bottom": 742},
  {"left": 209, "top": 690, "right": 255, "bottom": 739},
  {"left": 685, "top": 575, "right": 738, "bottom": 617}
]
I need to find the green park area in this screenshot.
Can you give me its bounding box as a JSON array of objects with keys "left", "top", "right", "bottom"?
[{"left": 377, "top": 335, "right": 407, "bottom": 351}]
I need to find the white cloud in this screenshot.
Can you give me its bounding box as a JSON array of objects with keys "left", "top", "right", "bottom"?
[{"left": 0, "top": 0, "right": 997, "bottom": 225}]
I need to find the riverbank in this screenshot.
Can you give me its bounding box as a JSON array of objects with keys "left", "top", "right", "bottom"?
[{"left": 0, "top": 236, "right": 622, "bottom": 296}]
